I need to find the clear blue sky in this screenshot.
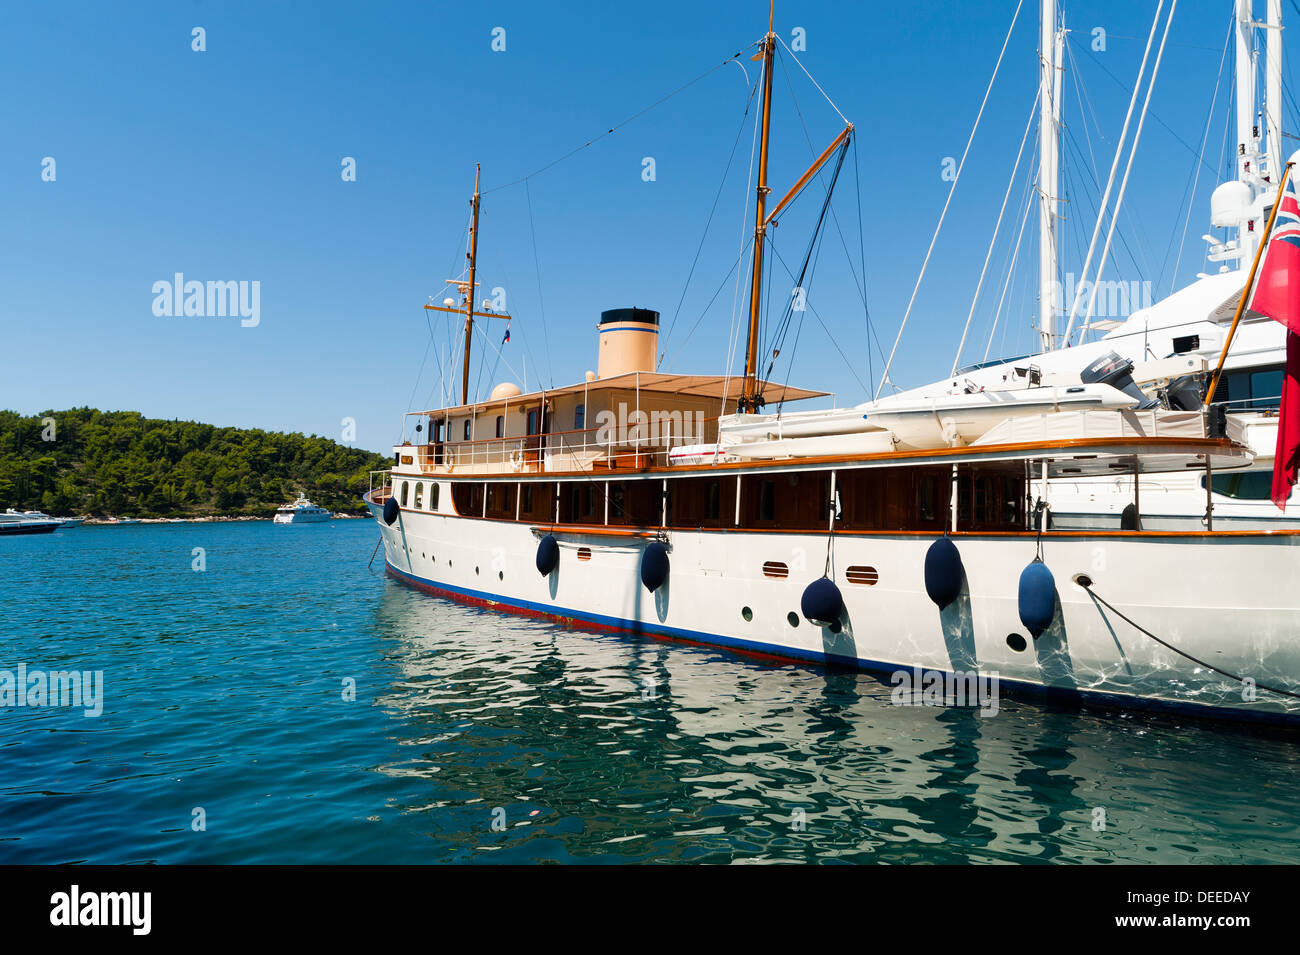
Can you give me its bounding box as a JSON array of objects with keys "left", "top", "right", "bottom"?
[{"left": 1, "top": 1, "right": 1275, "bottom": 452}]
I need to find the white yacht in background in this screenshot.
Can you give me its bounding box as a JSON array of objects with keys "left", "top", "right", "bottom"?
[
  {"left": 719, "top": 0, "right": 1296, "bottom": 530},
  {"left": 274, "top": 493, "right": 332, "bottom": 524},
  {"left": 0, "top": 509, "right": 62, "bottom": 536}
]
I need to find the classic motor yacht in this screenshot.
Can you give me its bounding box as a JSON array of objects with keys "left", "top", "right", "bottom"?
[{"left": 365, "top": 3, "right": 1300, "bottom": 725}]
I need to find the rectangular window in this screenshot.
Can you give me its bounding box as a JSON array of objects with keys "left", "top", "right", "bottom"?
[
  {"left": 759, "top": 481, "right": 775, "bottom": 521},
  {"left": 575, "top": 404, "right": 586, "bottom": 431},
  {"left": 706, "top": 481, "right": 720, "bottom": 520}
]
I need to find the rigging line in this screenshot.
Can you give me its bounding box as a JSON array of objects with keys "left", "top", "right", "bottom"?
[
  {"left": 875, "top": 0, "right": 1025, "bottom": 398},
  {"left": 1062, "top": 0, "right": 1166, "bottom": 347},
  {"left": 660, "top": 72, "right": 761, "bottom": 362},
  {"left": 852, "top": 137, "right": 877, "bottom": 397},
  {"left": 762, "top": 138, "right": 849, "bottom": 382},
  {"left": 663, "top": 239, "right": 753, "bottom": 370},
  {"left": 1165, "top": 12, "right": 1233, "bottom": 298},
  {"left": 774, "top": 32, "right": 849, "bottom": 125},
  {"left": 772, "top": 221, "right": 830, "bottom": 411},
  {"left": 951, "top": 87, "right": 1039, "bottom": 377},
  {"left": 1063, "top": 41, "right": 1152, "bottom": 284},
  {"left": 523, "top": 180, "right": 555, "bottom": 389},
  {"left": 1078, "top": 0, "right": 1178, "bottom": 345},
  {"left": 1060, "top": 121, "right": 1147, "bottom": 286},
  {"left": 777, "top": 48, "right": 867, "bottom": 308},
  {"left": 483, "top": 44, "right": 759, "bottom": 196},
  {"left": 769, "top": 240, "right": 871, "bottom": 398},
  {"left": 470, "top": 314, "right": 526, "bottom": 385},
  {"left": 1076, "top": 39, "right": 1218, "bottom": 180},
  {"left": 721, "top": 54, "right": 766, "bottom": 415},
  {"left": 984, "top": 164, "right": 1037, "bottom": 364}
]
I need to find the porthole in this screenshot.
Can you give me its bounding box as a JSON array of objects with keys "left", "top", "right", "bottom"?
[
  {"left": 475, "top": 566, "right": 480, "bottom": 575},
  {"left": 741, "top": 606, "right": 753, "bottom": 622},
  {"left": 1007, "top": 633, "right": 1027, "bottom": 652},
  {"left": 498, "top": 571, "right": 504, "bottom": 581},
  {"left": 787, "top": 612, "right": 799, "bottom": 628}
]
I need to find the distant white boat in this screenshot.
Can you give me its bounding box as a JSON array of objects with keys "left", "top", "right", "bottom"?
[
  {"left": 273, "top": 493, "right": 332, "bottom": 524},
  {"left": 103, "top": 517, "right": 142, "bottom": 525},
  {"left": 0, "top": 509, "right": 62, "bottom": 536}
]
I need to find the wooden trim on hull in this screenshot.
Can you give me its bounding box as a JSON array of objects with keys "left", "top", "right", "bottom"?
[{"left": 382, "top": 507, "right": 1300, "bottom": 540}]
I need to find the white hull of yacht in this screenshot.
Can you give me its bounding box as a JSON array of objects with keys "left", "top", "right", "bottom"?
[{"left": 369, "top": 498, "right": 1300, "bottom": 724}]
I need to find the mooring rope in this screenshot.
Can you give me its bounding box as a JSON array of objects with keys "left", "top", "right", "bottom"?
[{"left": 1080, "top": 581, "right": 1300, "bottom": 700}]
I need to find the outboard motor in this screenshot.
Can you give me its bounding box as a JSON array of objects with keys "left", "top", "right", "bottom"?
[
  {"left": 1080, "top": 351, "right": 1159, "bottom": 409},
  {"left": 1164, "top": 374, "right": 1203, "bottom": 411}
]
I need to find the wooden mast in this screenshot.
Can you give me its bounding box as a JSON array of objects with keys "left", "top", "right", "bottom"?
[
  {"left": 462, "top": 163, "right": 482, "bottom": 406},
  {"left": 740, "top": 4, "right": 777, "bottom": 413}
]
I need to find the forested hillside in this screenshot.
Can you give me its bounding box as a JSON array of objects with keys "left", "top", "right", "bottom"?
[{"left": 0, "top": 408, "right": 389, "bottom": 517}]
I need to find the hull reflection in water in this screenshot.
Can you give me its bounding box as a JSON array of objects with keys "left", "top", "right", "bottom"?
[{"left": 367, "top": 581, "right": 1300, "bottom": 864}]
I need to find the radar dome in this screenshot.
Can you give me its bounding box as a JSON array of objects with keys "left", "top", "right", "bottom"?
[
  {"left": 1210, "top": 181, "right": 1252, "bottom": 228},
  {"left": 491, "top": 382, "right": 523, "bottom": 400}
]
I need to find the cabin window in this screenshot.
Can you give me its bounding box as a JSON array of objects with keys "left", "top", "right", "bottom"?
[
  {"left": 430, "top": 484, "right": 440, "bottom": 511},
  {"left": 759, "top": 481, "right": 776, "bottom": 522},
  {"left": 706, "top": 481, "right": 721, "bottom": 520},
  {"left": 575, "top": 404, "right": 586, "bottom": 431},
  {"left": 919, "top": 474, "right": 939, "bottom": 523},
  {"left": 523, "top": 484, "right": 534, "bottom": 512},
  {"left": 414, "top": 482, "right": 424, "bottom": 509},
  {"left": 1204, "top": 471, "right": 1273, "bottom": 500},
  {"left": 463, "top": 420, "right": 472, "bottom": 440},
  {"left": 432, "top": 420, "right": 443, "bottom": 442},
  {"left": 496, "top": 416, "right": 504, "bottom": 438},
  {"left": 527, "top": 410, "right": 539, "bottom": 435},
  {"left": 399, "top": 481, "right": 409, "bottom": 507}
]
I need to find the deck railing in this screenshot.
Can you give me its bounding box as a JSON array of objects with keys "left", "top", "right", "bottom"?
[{"left": 395, "top": 416, "right": 722, "bottom": 476}]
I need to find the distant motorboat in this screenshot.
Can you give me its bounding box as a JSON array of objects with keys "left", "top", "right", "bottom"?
[
  {"left": 0, "top": 508, "right": 62, "bottom": 536},
  {"left": 273, "top": 493, "right": 332, "bottom": 524}
]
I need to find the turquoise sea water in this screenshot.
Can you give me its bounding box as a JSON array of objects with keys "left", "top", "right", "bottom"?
[{"left": 1, "top": 519, "right": 1298, "bottom": 864}]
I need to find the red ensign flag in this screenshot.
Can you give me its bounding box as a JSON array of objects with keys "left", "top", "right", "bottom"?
[{"left": 1249, "top": 174, "right": 1300, "bottom": 510}]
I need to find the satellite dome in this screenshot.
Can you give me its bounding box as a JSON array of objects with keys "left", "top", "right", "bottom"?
[
  {"left": 1210, "top": 181, "right": 1252, "bottom": 228},
  {"left": 491, "top": 381, "right": 523, "bottom": 400}
]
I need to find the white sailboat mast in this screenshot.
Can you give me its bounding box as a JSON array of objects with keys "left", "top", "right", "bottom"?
[
  {"left": 1266, "top": 0, "right": 1283, "bottom": 186},
  {"left": 1038, "top": 0, "right": 1061, "bottom": 351},
  {"left": 1236, "top": 0, "right": 1261, "bottom": 267}
]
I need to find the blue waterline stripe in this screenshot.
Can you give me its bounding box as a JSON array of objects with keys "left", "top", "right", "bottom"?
[{"left": 384, "top": 560, "right": 1299, "bottom": 728}]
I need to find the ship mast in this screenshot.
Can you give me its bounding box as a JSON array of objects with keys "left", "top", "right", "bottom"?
[
  {"left": 462, "top": 164, "right": 482, "bottom": 406},
  {"left": 1038, "top": 0, "right": 1062, "bottom": 351},
  {"left": 740, "top": 4, "right": 777, "bottom": 414},
  {"left": 424, "top": 164, "right": 512, "bottom": 408}
]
